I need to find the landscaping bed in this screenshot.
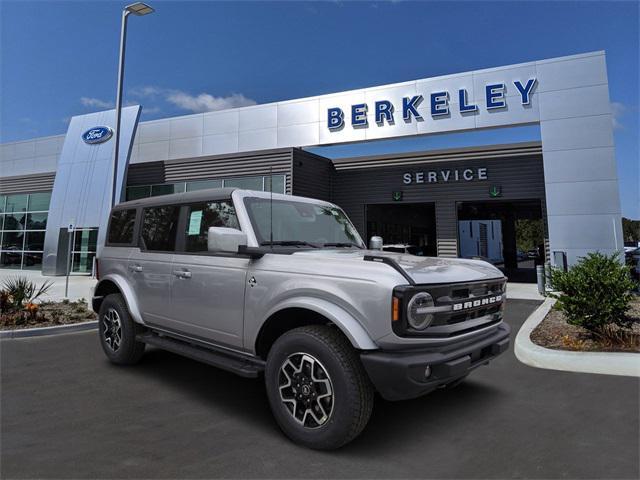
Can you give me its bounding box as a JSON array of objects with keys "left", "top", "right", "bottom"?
[
  {"left": 531, "top": 296, "right": 640, "bottom": 353},
  {"left": 1, "top": 299, "right": 96, "bottom": 331},
  {"left": 1, "top": 276, "right": 95, "bottom": 331}
]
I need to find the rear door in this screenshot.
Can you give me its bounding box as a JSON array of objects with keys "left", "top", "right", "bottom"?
[
  {"left": 127, "top": 204, "right": 179, "bottom": 329},
  {"left": 170, "top": 199, "right": 249, "bottom": 349}
]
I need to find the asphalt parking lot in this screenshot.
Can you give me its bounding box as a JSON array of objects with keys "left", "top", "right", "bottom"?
[{"left": 1, "top": 299, "right": 638, "bottom": 479}]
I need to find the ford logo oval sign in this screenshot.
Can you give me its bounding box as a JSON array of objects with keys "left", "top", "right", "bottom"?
[{"left": 82, "top": 126, "right": 113, "bottom": 144}]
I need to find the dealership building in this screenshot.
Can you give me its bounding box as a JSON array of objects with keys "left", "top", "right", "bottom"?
[{"left": 0, "top": 51, "right": 624, "bottom": 282}]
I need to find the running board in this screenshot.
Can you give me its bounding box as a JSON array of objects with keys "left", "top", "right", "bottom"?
[{"left": 136, "top": 332, "right": 265, "bottom": 378}]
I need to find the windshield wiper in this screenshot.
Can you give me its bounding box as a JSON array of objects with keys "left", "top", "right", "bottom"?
[
  {"left": 322, "top": 242, "right": 361, "bottom": 248},
  {"left": 260, "top": 240, "right": 320, "bottom": 248}
]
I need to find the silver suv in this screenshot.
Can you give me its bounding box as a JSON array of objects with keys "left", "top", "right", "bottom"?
[{"left": 92, "top": 188, "right": 509, "bottom": 449}]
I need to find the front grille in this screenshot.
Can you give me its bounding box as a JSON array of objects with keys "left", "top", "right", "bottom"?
[{"left": 424, "top": 279, "right": 506, "bottom": 338}]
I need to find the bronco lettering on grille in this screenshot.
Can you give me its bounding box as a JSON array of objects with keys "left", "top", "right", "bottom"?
[{"left": 452, "top": 295, "right": 502, "bottom": 311}]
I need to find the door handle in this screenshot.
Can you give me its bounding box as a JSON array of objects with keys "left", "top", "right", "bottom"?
[
  {"left": 173, "top": 270, "right": 192, "bottom": 279},
  {"left": 129, "top": 265, "right": 143, "bottom": 273}
]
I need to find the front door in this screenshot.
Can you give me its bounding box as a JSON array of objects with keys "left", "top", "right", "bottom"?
[
  {"left": 170, "top": 200, "right": 248, "bottom": 349},
  {"left": 128, "top": 204, "right": 180, "bottom": 329}
]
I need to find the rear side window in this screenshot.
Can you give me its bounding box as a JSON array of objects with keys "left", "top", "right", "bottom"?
[
  {"left": 185, "top": 201, "right": 240, "bottom": 252},
  {"left": 141, "top": 206, "right": 180, "bottom": 251},
  {"left": 107, "top": 209, "right": 137, "bottom": 245}
]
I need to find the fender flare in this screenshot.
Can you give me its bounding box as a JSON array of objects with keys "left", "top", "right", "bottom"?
[
  {"left": 261, "top": 296, "right": 378, "bottom": 350},
  {"left": 94, "top": 274, "right": 144, "bottom": 325}
]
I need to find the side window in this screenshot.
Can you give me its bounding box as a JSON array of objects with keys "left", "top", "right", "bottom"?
[
  {"left": 107, "top": 209, "right": 137, "bottom": 245},
  {"left": 185, "top": 200, "right": 239, "bottom": 252},
  {"left": 141, "top": 205, "right": 180, "bottom": 251}
]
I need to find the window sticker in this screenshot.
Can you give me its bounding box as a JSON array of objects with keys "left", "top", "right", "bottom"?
[{"left": 188, "top": 210, "right": 203, "bottom": 235}]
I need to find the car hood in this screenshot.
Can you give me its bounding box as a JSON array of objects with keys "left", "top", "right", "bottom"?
[{"left": 291, "top": 249, "right": 505, "bottom": 284}]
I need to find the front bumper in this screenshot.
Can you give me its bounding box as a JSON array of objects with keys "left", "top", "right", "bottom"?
[{"left": 360, "top": 322, "right": 511, "bottom": 401}]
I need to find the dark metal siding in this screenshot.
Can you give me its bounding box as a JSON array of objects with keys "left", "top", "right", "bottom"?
[
  {"left": 332, "top": 153, "right": 546, "bottom": 257},
  {"left": 0, "top": 172, "right": 56, "bottom": 194},
  {"left": 291, "top": 149, "right": 335, "bottom": 201},
  {"left": 125, "top": 161, "right": 165, "bottom": 186},
  {"left": 125, "top": 149, "right": 295, "bottom": 194}
]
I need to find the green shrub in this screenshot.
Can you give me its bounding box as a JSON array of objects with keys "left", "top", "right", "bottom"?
[{"left": 549, "top": 252, "right": 636, "bottom": 332}]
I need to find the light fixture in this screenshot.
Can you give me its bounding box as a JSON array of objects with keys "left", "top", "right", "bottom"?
[{"left": 125, "top": 2, "right": 154, "bottom": 16}]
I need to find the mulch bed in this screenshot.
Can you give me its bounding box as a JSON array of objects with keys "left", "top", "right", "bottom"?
[
  {"left": 0, "top": 300, "right": 96, "bottom": 331},
  {"left": 531, "top": 297, "right": 640, "bottom": 353}
]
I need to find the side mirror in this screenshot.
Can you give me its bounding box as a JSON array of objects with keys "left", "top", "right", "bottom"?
[
  {"left": 208, "top": 227, "right": 247, "bottom": 253},
  {"left": 369, "top": 236, "right": 383, "bottom": 250}
]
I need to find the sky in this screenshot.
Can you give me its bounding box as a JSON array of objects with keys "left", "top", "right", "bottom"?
[{"left": 1, "top": 0, "right": 638, "bottom": 218}]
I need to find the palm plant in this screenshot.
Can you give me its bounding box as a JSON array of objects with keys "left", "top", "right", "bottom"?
[{"left": 1, "top": 276, "right": 54, "bottom": 312}]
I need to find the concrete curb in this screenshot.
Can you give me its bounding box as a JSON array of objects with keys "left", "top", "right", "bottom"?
[
  {"left": 0, "top": 321, "right": 98, "bottom": 339},
  {"left": 514, "top": 298, "right": 640, "bottom": 377}
]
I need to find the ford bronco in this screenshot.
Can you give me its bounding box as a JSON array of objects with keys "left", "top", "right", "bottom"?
[{"left": 92, "top": 188, "right": 509, "bottom": 449}]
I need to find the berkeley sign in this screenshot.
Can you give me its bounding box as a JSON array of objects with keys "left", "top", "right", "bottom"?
[{"left": 327, "top": 78, "right": 537, "bottom": 130}]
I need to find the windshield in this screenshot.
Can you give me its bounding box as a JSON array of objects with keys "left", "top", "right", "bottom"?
[{"left": 243, "top": 197, "right": 364, "bottom": 248}]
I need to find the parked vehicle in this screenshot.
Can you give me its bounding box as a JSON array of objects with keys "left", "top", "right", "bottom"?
[{"left": 92, "top": 189, "right": 509, "bottom": 449}]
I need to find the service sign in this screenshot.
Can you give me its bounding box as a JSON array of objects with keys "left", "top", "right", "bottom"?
[{"left": 82, "top": 126, "right": 113, "bottom": 144}]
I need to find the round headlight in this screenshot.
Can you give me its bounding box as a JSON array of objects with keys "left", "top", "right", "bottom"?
[{"left": 407, "top": 292, "right": 435, "bottom": 330}]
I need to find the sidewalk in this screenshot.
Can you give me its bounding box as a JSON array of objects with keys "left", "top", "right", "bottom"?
[{"left": 0, "top": 269, "right": 96, "bottom": 303}]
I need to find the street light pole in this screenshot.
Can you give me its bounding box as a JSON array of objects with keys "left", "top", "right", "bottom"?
[{"left": 111, "top": 3, "right": 154, "bottom": 208}]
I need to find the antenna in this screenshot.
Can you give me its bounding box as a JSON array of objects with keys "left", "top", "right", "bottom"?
[{"left": 269, "top": 166, "right": 273, "bottom": 248}]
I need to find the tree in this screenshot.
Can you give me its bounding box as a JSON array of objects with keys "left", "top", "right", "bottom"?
[{"left": 622, "top": 217, "right": 640, "bottom": 243}]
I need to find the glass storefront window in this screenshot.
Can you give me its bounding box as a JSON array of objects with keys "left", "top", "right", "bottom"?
[
  {"left": 223, "top": 176, "right": 264, "bottom": 190},
  {"left": 0, "top": 251, "right": 23, "bottom": 269},
  {"left": 264, "top": 175, "right": 286, "bottom": 194},
  {"left": 1, "top": 231, "right": 25, "bottom": 250},
  {"left": 186, "top": 179, "right": 223, "bottom": 192},
  {"left": 126, "top": 185, "right": 152, "bottom": 200},
  {"left": 0, "top": 191, "right": 50, "bottom": 271},
  {"left": 125, "top": 175, "right": 287, "bottom": 202},
  {"left": 22, "top": 252, "right": 43, "bottom": 270},
  {"left": 73, "top": 229, "right": 98, "bottom": 252},
  {"left": 2, "top": 213, "right": 25, "bottom": 230},
  {"left": 5, "top": 194, "right": 28, "bottom": 213},
  {"left": 27, "top": 212, "right": 47, "bottom": 230},
  {"left": 151, "top": 183, "right": 185, "bottom": 197},
  {"left": 25, "top": 231, "right": 45, "bottom": 251},
  {"left": 27, "top": 192, "right": 52, "bottom": 211},
  {"left": 72, "top": 252, "right": 95, "bottom": 273}
]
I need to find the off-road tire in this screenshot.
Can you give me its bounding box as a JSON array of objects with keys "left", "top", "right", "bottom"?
[
  {"left": 265, "top": 325, "right": 374, "bottom": 450},
  {"left": 98, "top": 293, "right": 145, "bottom": 365}
]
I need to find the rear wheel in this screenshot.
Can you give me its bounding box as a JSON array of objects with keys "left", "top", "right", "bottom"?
[
  {"left": 98, "top": 293, "right": 145, "bottom": 365},
  {"left": 265, "top": 325, "right": 374, "bottom": 450}
]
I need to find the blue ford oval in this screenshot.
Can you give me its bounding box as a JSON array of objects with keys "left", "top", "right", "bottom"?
[{"left": 82, "top": 126, "right": 113, "bottom": 144}]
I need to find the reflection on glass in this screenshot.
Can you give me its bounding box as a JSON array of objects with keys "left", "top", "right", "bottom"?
[
  {"left": 73, "top": 229, "right": 98, "bottom": 252},
  {"left": 2, "top": 213, "right": 25, "bottom": 230},
  {"left": 223, "top": 176, "right": 264, "bottom": 190},
  {"left": 151, "top": 183, "right": 185, "bottom": 197},
  {"left": 22, "top": 252, "right": 43, "bottom": 270},
  {"left": 0, "top": 196, "right": 6, "bottom": 214},
  {"left": 0, "top": 251, "right": 22, "bottom": 269},
  {"left": 1, "top": 231, "right": 25, "bottom": 249},
  {"left": 25, "top": 231, "right": 45, "bottom": 251},
  {"left": 72, "top": 252, "right": 96, "bottom": 273},
  {"left": 186, "top": 179, "right": 222, "bottom": 192},
  {"left": 28, "top": 192, "right": 52, "bottom": 211},
  {"left": 264, "top": 175, "right": 286, "bottom": 194},
  {"left": 126, "top": 185, "right": 152, "bottom": 201},
  {"left": 5, "top": 194, "right": 28, "bottom": 213},
  {"left": 27, "top": 212, "right": 48, "bottom": 230}
]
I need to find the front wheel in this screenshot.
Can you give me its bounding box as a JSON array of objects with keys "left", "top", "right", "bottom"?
[{"left": 265, "top": 325, "right": 374, "bottom": 450}]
